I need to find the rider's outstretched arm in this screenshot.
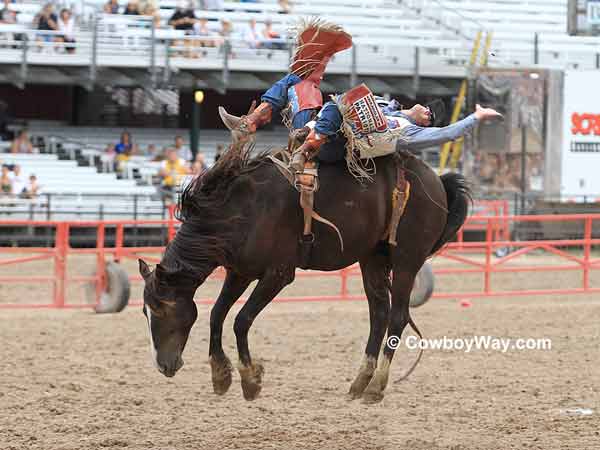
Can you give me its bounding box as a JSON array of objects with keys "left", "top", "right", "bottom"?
[{"left": 396, "top": 114, "right": 478, "bottom": 151}]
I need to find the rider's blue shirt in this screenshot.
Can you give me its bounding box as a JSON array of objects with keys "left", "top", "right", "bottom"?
[{"left": 259, "top": 75, "right": 479, "bottom": 162}]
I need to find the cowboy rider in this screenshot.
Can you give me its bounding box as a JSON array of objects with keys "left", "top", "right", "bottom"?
[{"left": 219, "top": 20, "right": 502, "bottom": 171}]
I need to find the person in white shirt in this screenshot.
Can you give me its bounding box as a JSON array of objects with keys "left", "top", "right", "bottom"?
[
  {"left": 174, "top": 135, "right": 193, "bottom": 162},
  {"left": 57, "top": 8, "right": 76, "bottom": 53},
  {"left": 22, "top": 174, "right": 42, "bottom": 198},
  {"left": 9, "top": 164, "right": 27, "bottom": 195},
  {"left": 243, "top": 19, "right": 262, "bottom": 49}
]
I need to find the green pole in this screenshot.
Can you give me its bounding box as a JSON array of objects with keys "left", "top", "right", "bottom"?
[{"left": 190, "top": 91, "right": 199, "bottom": 161}]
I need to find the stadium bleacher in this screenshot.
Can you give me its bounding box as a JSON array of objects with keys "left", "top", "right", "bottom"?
[
  {"left": 1, "top": 0, "right": 598, "bottom": 220},
  {"left": 0, "top": 0, "right": 596, "bottom": 78}
]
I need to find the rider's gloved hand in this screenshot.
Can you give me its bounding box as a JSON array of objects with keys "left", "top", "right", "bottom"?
[{"left": 474, "top": 104, "right": 503, "bottom": 121}]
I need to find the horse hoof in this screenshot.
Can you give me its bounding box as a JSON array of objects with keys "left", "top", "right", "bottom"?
[
  {"left": 209, "top": 356, "right": 233, "bottom": 395},
  {"left": 361, "top": 370, "right": 388, "bottom": 404},
  {"left": 362, "top": 391, "right": 384, "bottom": 404},
  {"left": 238, "top": 362, "right": 264, "bottom": 401},
  {"left": 348, "top": 373, "right": 375, "bottom": 400}
]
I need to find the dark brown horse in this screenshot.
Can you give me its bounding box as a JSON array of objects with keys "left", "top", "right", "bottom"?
[{"left": 138, "top": 144, "right": 470, "bottom": 403}]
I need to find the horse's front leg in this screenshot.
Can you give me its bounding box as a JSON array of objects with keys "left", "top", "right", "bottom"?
[
  {"left": 349, "top": 251, "right": 391, "bottom": 399},
  {"left": 209, "top": 270, "right": 253, "bottom": 395},
  {"left": 233, "top": 265, "right": 295, "bottom": 400}
]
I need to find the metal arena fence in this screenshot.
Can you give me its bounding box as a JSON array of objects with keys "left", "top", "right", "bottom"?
[{"left": 2, "top": 208, "right": 600, "bottom": 309}]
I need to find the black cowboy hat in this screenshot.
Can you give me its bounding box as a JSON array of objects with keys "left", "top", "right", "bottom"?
[{"left": 425, "top": 99, "right": 446, "bottom": 127}]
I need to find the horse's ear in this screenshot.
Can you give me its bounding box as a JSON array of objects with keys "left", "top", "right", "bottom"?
[{"left": 138, "top": 259, "right": 152, "bottom": 280}]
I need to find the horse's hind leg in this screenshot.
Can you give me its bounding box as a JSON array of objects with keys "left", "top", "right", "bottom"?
[
  {"left": 233, "top": 265, "right": 295, "bottom": 400},
  {"left": 349, "top": 250, "right": 391, "bottom": 399},
  {"left": 363, "top": 260, "right": 422, "bottom": 404},
  {"left": 209, "top": 270, "right": 253, "bottom": 395}
]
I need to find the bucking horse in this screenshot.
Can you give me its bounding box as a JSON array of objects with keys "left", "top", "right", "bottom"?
[{"left": 138, "top": 140, "right": 470, "bottom": 403}]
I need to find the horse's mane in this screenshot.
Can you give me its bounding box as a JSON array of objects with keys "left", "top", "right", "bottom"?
[{"left": 163, "top": 141, "right": 272, "bottom": 279}]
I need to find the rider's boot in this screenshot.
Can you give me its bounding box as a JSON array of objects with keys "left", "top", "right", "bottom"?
[
  {"left": 289, "top": 129, "right": 327, "bottom": 172},
  {"left": 218, "top": 102, "right": 273, "bottom": 144}
]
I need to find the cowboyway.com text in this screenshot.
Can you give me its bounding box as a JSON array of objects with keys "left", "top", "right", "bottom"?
[{"left": 386, "top": 335, "right": 552, "bottom": 353}]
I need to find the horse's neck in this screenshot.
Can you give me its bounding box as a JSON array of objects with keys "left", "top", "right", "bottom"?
[{"left": 162, "top": 223, "right": 220, "bottom": 282}]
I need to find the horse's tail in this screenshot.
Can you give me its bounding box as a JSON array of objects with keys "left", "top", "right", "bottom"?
[{"left": 429, "top": 173, "right": 471, "bottom": 255}]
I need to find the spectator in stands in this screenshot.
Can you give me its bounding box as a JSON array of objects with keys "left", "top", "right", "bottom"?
[
  {"left": 113, "top": 131, "right": 137, "bottom": 171},
  {"left": 11, "top": 129, "right": 34, "bottom": 153},
  {"left": 142, "top": 1, "right": 161, "bottom": 28},
  {"left": 104, "top": 0, "right": 120, "bottom": 14},
  {"left": 57, "top": 9, "right": 76, "bottom": 54},
  {"left": 22, "top": 174, "right": 41, "bottom": 198},
  {"left": 194, "top": 17, "right": 219, "bottom": 49},
  {"left": 262, "top": 19, "right": 284, "bottom": 50},
  {"left": 160, "top": 147, "right": 189, "bottom": 194},
  {"left": 173, "top": 135, "right": 192, "bottom": 161},
  {"left": 191, "top": 152, "right": 207, "bottom": 176},
  {"left": 278, "top": 0, "right": 291, "bottom": 14},
  {"left": 219, "top": 19, "right": 233, "bottom": 39},
  {"left": 0, "top": 0, "right": 12, "bottom": 19},
  {"left": 0, "top": 165, "right": 12, "bottom": 194},
  {"left": 34, "top": 3, "right": 58, "bottom": 48},
  {"left": 169, "top": 1, "right": 197, "bottom": 57},
  {"left": 0, "top": 0, "right": 19, "bottom": 47},
  {"left": 243, "top": 19, "right": 262, "bottom": 49},
  {"left": 114, "top": 131, "right": 133, "bottom": 155},
  {"left": 9, "top": 164, "right": 26, "bottom": 195},
  {"left": 123, "top": 0, "right": 140, "bottom": 15},
  {"left": 146, "top": 143, "right": 158, "bottom": 159}
]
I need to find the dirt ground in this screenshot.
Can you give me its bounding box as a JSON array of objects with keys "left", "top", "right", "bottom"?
[{"left": 1, "top": 255, "right": 599, "bottom": 450}]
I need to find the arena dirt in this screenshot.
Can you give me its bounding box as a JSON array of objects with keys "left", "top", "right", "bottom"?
[{"left": 1, "top": 257, "right": 599, "bottom": 449}]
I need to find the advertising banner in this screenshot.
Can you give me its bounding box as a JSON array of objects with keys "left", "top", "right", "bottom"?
[{"left": 561, "top": 71, "right": 600, "bottom": 195}]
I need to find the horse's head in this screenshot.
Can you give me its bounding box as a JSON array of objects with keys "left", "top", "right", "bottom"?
[{"left": 138, "top": 259, "right": 198, "bottom": 378}]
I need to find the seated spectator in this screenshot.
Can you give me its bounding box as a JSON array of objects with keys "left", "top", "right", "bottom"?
[
  {"left": 0, "top": 165, "right": 12, "bottom": 194},
  {"left": 114, "top": 131, "right": 133, "bottom": 155},
  {"left": 113, "top": 131, "right": 137, "bottom": 171},
  {"left": 262, "top": 19, "right": 284, "bottom": 50},
  {"left": 278, "top": 0, "right": 291, "bottom": 14},
  {"left": 219, "top": 19, "right": 234, "bottom": 54},
  {"left": 174, "top": 135, "right": 192, "bottom": 161},
  {"left": 146, "top": 143, "right": 158, "bottom": 158},
  {"left": 169, "top": 1, "right": 197, "bottom": 57},
  {"left": 34, "top": 3, "right": 58, "bottom": 47},
  {"left": 243, "top": 19, "right": 262, "bottom": 49},
  {"left": 0, "top": 0, "right": 14, "bottom": 21},
  {"left": 22, "top": 174, "right": 41, "bottom": 198},
  {"left": 191, "top": 152, "right": 207, "bottom": 175},
  {"left": 160, "top": 147, "right": 189, "bottom": 191},
  {"left": 9, "top": 164, "right": 26, "bottom": 195},
  {"left": 104, "top": 0, "right": 119, "bottom": 14},
  {"left": 219, "top": 19, "right": 233, "bottom": 39},
  {"left": 57, "top": 9, "right": 76, "bottom": 53},
  {"left": 0, "top": 0, "right": 19, "bottom": 46},
  {"left": 123, "top": 0, "right": 140, "bottom": 15},
  {"left": 194, "top": 17, "right": 219, "bottom": 48},
  {"left": 11, "top": 129, "right": 33, "bottom": 153},
  {"left": 142, "top": 2, "right": 161, "bottom": 28}
]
